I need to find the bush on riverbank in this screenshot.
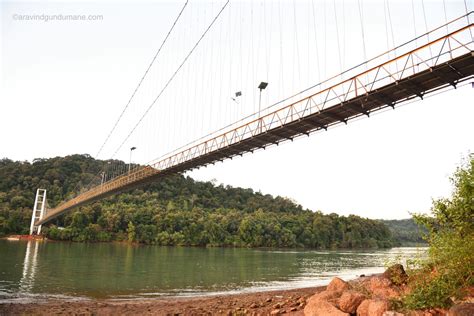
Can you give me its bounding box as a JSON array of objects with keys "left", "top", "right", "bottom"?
[{"left": 402, "top": 155, "right": 474, "bottom": 309}]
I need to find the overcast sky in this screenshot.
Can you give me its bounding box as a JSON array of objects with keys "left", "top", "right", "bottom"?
[{"left": 1, "top": 0, "right": 473, "bottom": 219}]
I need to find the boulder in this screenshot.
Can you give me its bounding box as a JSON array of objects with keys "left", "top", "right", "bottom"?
[
  {"left": 383, "top": 264, "right": 408, "bottom": 286},
  {"left": 357, "top": 299, "right": 390, "bottom": 316},
  {"left": 448, "top": 303, "right": 474, "bottom": 316},
  {"left": 368, "top": 276, "right": 400, "bottom": 298},
  {"left": 304, "top": 299, "right": 350, "bottom": 316},
  {"left": 327, "top": 277, "right": 350, "bottom": 292},
  {"left": 357, "top": 300, "right": 371, "bottom": 316},
  {"left": 314, "top": 290, "right": 343, "bottom": 302},
  {"left": 338, "top": 291, "right": 366, "bottom": 314}
]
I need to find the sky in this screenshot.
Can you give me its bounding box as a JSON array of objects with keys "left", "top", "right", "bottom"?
[{"left": 1, "top": 0, "right": 473, "bottom": 219}]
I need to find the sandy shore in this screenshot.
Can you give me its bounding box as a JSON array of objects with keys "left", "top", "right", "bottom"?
[{"left": 0, "top": 286, "right": 324, "bottom": 315}]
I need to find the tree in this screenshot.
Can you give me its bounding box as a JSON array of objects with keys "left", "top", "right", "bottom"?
[
  {"left": 404, "top": 155, "right": 474, "bottom": 309},
  {"left": 127, "top": 221, "right": 136, "bottom": 242}
]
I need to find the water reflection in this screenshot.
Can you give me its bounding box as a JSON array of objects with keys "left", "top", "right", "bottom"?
[
  {"left": 0, "top": 241, "right": 426, "bottom": 300},
  {"left": 18, "top": 241, "right": 39, "bottom": 294}
]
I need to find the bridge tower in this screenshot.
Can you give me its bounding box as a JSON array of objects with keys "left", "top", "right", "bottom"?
[{"left": 29, "top": 189, "right": 47, "bottom": 235}]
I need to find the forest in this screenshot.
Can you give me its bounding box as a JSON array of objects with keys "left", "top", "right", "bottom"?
[{"left": 0, "top": 154, "right": 410, "bottom": 248}]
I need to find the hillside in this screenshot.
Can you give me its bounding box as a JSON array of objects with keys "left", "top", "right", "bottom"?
[
  {"left": 381, "top": 218, "right": 427, "bottom": 246},
  {"left": 0, "top": 154, "right": 395, "bottom": 248}
]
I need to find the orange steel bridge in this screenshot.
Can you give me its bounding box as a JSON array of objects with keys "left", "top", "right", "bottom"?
[{"left": 36, "top": 16, "right": 474, "bottom": 226}]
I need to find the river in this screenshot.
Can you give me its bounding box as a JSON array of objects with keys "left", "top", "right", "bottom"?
[{"left": 0, "top": 240, "right": 425, "bottom": 302}]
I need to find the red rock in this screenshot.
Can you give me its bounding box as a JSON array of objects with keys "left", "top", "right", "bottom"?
[
  {"left": 314, "top": 290, "right": 343, "bottom": 303},
  {"left": 357, "top": 299, "right": 371, "bottom": 316},
  {"left": 304, "top": 289, "right": 343, "bottom": 314},
  {"left": 327, "top": 277, "right": 350, "bottom": 292},
  {"left": 271, "top": 309, "right": 281, "bottom": 315},
  {"left": 304, "top": 299, "right": 350, "bottom": 316},
  {"left": 382, "top": 312, "right": 404, "bottom": 316},
  {"left": 357, "top": 299, "right": 389, "bottom": 316},
  {"left": 368, "top": 276, "right": 400, "bottom": 299},
  {"left": 338, "top": 291, "right": 366, "bottom": 314},
  {"left": 448, "top": 303, "right": 474, "bottom": 316}
]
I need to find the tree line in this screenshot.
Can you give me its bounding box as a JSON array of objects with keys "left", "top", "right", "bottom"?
[{"left": 0, "top": 154, "right": 398, "bottom": 248}]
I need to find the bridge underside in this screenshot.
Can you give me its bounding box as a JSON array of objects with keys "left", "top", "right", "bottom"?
[
  {"left": 167, "top": 52, "right": 474, "bottom": 171},
  {"left": 37, "top": 50, "right": 474, "bottom": 226}
]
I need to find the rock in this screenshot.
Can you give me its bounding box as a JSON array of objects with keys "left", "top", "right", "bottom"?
[
  {"left": 448, "top": 303, "right": 474, "bottom": 316},
  {"left": 304, "top": 299, "right": 350, "bottom": 316},
  {"left": 314, "top": 290, "right": 343, "bottom": 302},
  {"left": 357, "top": 300, "right": 371, "bottom": 316},
  {"left": 383, "top": 312, "right": 404, "bottom": 316},
  {"left": 271, "top": 309, "right": 281, "bottom": 315},
  {"left": 267, "top": 297, "right": 273, "bottom": 303},
  {"left": 338, "top": 291, "right": 366, "bottom": 314},
  {"left": 368, "top": 276, "right": 401, "bottom": 299},
  {"left": 290, "top": 301, "right": 299, "bottom": 307},
  {"left": 357, "top": 299, "right": 390, "bottom": 316},
  {"left": 290, "top": 307, "right": 298, "bottom": 312},
  {"left": 250, "top": 303, "right": 258, "bottom": 309},
  {"left": 327, "top": 277, "right": 350, "bottom": 292},
  {"left": 383, "top": 264, "right": 408, "bottom": 286},
  {"left": 274, "top": 303, "right": 282, "bottom": 309}
]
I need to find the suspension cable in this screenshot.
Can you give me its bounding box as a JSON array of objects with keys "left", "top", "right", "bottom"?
[
  {"left": 94, "top": 0, "right": 189, "bottom": 159},
  {"left": 111, "top": 0, "right": 231, "bottom": 158}
]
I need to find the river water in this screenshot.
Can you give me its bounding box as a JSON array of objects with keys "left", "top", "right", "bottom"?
[{"left": 0, "top": 240, "right": 426, "bottom": 302}]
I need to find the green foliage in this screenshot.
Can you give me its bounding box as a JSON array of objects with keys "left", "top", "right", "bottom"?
[
  {"left": 403, "top": 155, "right": 474, "bottom": 309},
  {"left": 380, "top": 218, "right": 427, "bottom": 246},
  {"left": 0, "top": 155, "right": 394, "bottom": 249}
]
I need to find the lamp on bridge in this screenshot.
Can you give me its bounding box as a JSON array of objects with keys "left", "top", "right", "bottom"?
[
  {"left": 231, "top": 91, "right": 242, "bottom": 104},
  {"left": 258, "top": 82, "right": 268, "bottom": 114},
  {"left": 129, "top": 146, "right": 137, "bottom": 174},
  {"left": 258, "top": 82, "right": 268, "bottom": 132}
]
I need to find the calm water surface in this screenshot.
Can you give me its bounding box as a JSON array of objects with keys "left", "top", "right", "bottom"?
[{"left": 0, "top": 240, "right": 426, "bottom": 302}]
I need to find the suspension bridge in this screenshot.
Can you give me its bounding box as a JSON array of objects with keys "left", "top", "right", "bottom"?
[{"left": 30, "top": 2, "right": 474, "bottom": 234}]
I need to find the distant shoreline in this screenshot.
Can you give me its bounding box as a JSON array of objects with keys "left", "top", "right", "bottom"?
[{"left": 0, "top": 235, "right": 427, "bottom": 250}]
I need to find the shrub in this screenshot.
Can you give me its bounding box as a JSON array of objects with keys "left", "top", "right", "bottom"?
[{"left": 403, "top": 155, "right": 474, "bottom": 309}]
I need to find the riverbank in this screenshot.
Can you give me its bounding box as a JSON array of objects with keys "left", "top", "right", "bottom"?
[
  {"left": 0, "top": 286, "right": 322, "bottom": 315},
  {"left": 2, "top": 269, "right": 471, "bottom": 315},
  {"left": 6, "top": 268, "right": 474, "bottom": 316}
]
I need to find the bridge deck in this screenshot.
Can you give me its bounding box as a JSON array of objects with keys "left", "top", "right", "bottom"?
[{"left": 37, "top": 23, "right": 474, "bottom": 226}]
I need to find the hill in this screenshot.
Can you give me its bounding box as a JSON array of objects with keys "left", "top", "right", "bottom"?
[
  {"left": 0, "top": 154, "right": 394, "bottom": 248},
  {"left": 381, "top": 218, "right": 427, "bottom": 246}
]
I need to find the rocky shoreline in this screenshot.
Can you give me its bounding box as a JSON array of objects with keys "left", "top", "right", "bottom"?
[
  {"left": 302, "top": 265, "right": 473, "bottom": 316},
  {"left": 0, "top": 286, "right": 319, "bottom": 316},
  {"left": 1, "top": 266, "right": 472, "bottom": 315}
]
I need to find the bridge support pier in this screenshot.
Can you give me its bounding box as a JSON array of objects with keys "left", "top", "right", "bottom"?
[{"left": 29, "top": 189, "right": 47, "bottom": 235}]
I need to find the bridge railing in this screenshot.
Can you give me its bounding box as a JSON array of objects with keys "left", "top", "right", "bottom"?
[
  {"left": 146, "top": 12, "right": 473, "bottom": 169},
  {"left": 146, "top": 17, "right": 473, "bottom": 173}
]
